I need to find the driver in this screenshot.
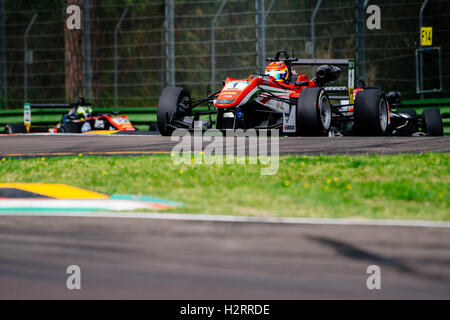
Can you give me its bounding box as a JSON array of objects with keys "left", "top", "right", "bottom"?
[
  {"left": 66, "top": 97, "right": 93, "bottom": 122},
  {"left": 265, "top": 61, "right": 290, "bottom": 82},
  {"left": 265, "top": 61, "right": 316, "bottom": 87}
]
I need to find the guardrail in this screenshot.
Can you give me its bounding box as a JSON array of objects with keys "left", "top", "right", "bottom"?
[{"left": 0, "top": 99, "right": 449, "bottom": 134}]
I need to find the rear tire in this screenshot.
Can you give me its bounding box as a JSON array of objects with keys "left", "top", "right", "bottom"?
[
  {"left": 422, "top": 108, "right": 443, "bottom": 136},
  {"left": 354, "top": 89, "right": 389, "bottom": 136},
  {"left": 4, "top": 123, "right": 27, "bottom": 134},
  {"left": 59, "top": 122, "right": 80, "bottom": 133},
  {"left": 157, "top": 87, "right": 192, "bottom": 136},
  {"left": 297, "top": 87, "right": 331, "bottom": 136}
]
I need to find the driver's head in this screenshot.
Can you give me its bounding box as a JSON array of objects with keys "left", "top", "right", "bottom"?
[
  {"left": 265, "top": 61, "right": 289, "bottom": 82},
  {"left": 76, "top": 105, "right": 92, "bottom": 121}
]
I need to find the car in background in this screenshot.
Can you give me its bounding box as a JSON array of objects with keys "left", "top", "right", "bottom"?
[{"left": 3, "top": 99, "right": 137, "bottom": 134}]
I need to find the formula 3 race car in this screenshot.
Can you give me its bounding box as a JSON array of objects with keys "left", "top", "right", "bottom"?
[
  {"left": 4, "top": 98, "right": 137, "bottom": 134},
  {"left": 157, "top": 50, "right": 443, "bottom": 137}
]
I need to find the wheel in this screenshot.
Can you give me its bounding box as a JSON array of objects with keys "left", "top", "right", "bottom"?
[
  {"left": 59, "top": 122, "right": 81, "bottom": 133},
  {"left": 157, "top": 87, "right": 192, "bottom": 136},
  {"left": 422, "top": 108, "right": 443, "bottom": 136},
  {"left": 354, "top": 89, "right": 388, "bottom": 136},
  {"left": 297, "top": 87, "right": 331, "bottom": 136},
  {"left": 4, "top": 123, "right": 27, "bottom": 134}
]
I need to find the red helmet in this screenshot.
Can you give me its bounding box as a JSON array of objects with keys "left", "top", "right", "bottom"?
[{"left": 265, "top": 61, "right": 289, "bottom": 82}]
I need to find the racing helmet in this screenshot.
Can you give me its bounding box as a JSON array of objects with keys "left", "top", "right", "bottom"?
[
  {"left": 75, "top": 105, "right": 92, "bottom": 121},
  {"left": 265, "top": 61, "right": 289, "bottom": 82}
]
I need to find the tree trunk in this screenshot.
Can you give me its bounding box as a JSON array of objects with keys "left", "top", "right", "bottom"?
[
  {"left": 90, "top": 0, "right": 100, "bottom": 103},
  {"left": 64, "top": 0, "right": 83, "bottom": 101}
]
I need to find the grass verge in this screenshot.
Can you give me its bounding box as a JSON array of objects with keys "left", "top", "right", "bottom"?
[{"left": 0, "top": 153, "right": 448, "bottom": 221}]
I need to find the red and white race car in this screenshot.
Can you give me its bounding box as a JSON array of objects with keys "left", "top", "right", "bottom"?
[{"left": 157, "top": 50, "right": 443, "bottom": 136}]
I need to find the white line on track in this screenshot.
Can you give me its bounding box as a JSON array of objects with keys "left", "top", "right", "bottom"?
[
  {"left": 0, "top": 199, "right": 169, "bottom": 210},
  {"left": 1, "top": 211, "right": 450, "bottom": 229}
]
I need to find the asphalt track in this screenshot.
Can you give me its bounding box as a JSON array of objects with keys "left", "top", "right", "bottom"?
[
  {"left": 0, "top": 135, "right": 449, "bottom": 299},
  {"left": 0, "top": 216, "right": 449, "bottom": 299},
  {"left": 0, "top": 134, "right": 449, "bottom": 156}
]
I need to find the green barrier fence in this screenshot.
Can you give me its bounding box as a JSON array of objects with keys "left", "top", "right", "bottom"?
[{"left": 0, "top": 100, "right": 449, "bottom": 135}]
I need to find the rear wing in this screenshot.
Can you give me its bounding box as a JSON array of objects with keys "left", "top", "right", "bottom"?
[
  {"left": 23, "top": 103, "right": 71, "bottom": 133},
  {"left": 266, "top": 57, "right": 356, "bottom": 103},
  {"left": 290, "top": 58, "right": 351, "bottom": 66},
  {"left": 291, "top": 58, "right": 355, "bottom": 103}
]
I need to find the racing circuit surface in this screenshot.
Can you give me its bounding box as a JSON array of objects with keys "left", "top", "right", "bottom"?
[
  {"left": 0, "top": 135, "right": 449, "bottom": 156},
  {"left": 0, "top": 216, "right": 449, "bottom": 299},
  {"left": 1, "top": 135, "right": 449, "bottom": 299}
]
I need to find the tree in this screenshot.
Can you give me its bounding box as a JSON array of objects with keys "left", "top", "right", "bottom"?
[
  {"left": 64, "top": 0, "right": 83, "bottom": 101},
  {"left": 90, "top": 0, "right": 100, "bottom": 102}
]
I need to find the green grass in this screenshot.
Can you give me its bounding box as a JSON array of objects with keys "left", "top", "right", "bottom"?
[{"left": 0, "top": 153, "right": 449, "bottom": 221}]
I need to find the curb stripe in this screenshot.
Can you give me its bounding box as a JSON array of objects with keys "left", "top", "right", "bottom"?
[
  {"left": 83, "top": 130, "right": 120, "bottom": 135},
  {"left": 0, "top": 183, "right": 109, "bottom": 199},
  {"left": 0, "top": 199, "right": 173, "bottom": 211}
]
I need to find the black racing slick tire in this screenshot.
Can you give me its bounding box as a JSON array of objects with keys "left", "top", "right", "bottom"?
[
  {"left": 4, "top": 123, "right": 27, "bottom": 134},
  {"left": 422, "top": 108, "right": 443, "bottom": 136},
  {"left": 59, "top": 122, "right": 81, "bottom": 133},
  {"left": 354, "top": 89, "right": 389, "bottom": 136},
  {"left": 297, "top": 87, "right": 331, "bottom": 136},
  {"left": 157, "top": 87, "right": 192, "bottom": 136}
]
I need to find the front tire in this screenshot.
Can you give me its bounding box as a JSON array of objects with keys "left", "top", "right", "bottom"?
[
  {"left": 157, "top": 87, "right": 192, "bottom": 136},
  {"left": 354, "top": 89, "right": 389, "bottom": 136},
  {"left": 59, "top": 122, "right": 81, "bottom": 133},
  {"left": 422, "top": 108, "right": 443, "bottom": 136},
  {"left": 297, "top": 87, "right": 331, "bottom": 136}
]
